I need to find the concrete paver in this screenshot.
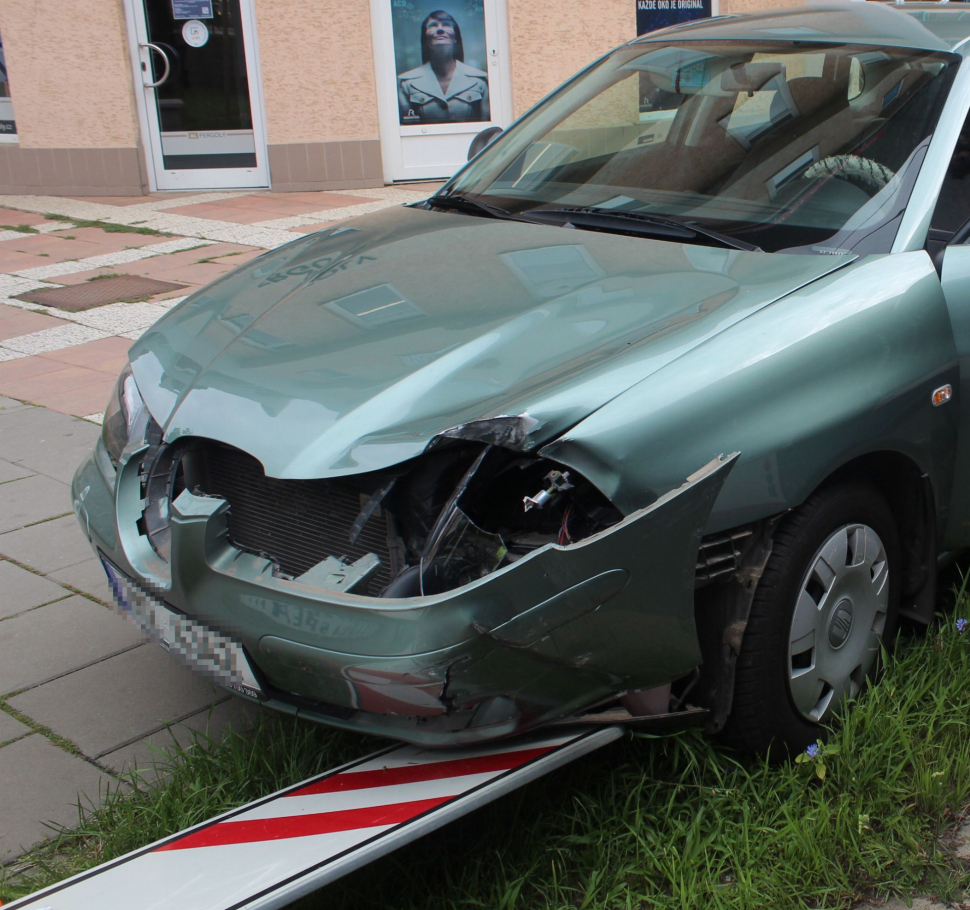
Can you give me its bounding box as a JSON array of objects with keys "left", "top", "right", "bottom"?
[
  {"left": 0, "top": 456, "right": 34, "bottom": 483},
  {"left": 0, "top": 359, "right": 68, "bottom": 385},
  {"left": 0, "top": 209, "right": 47, "bottom": 226},
  {"left": 0, "top": 710, "right": 31, "bottom": 744},
  {"left": 9, "top": 644, "right": 223, "bottom": 758},
  {"left": 100, "top": 696, "right": 261, "bottom": 780},
  {"left": 0, "top": 407, "right": 99, "bottom": 483},
  {"left": 0, "top": 515, "right": 95, "bottom": 573},
  {"left": 0, "top": 365, "right": 114, "bottom": 416},
  {"left": 0, "top": 735, "right": 119, "bottom": 863},
  {"left": 0, "top": 250, "right": 62, "bottom": 272},
  {"left": 0, "top": 307, "right": 65, "bottom": 341},
  {"left": 0, "top": 473, "right": 72, "bottom": 532},
  {"left": 0, "top": 559, "right": 69, "bottom": 618},
  {"left": 0, "top": 595, "right": 142, "bottom": 695},
  {"left": 24, "top": 376, "right": 116, "bottom": 417},
  {"left": 40, "top": 336, "right": 131, "bottom": 372},
  {"left": 47, "top": 556, "right": 114, "bottom": 606}
]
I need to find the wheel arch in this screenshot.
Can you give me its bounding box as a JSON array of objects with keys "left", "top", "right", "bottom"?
[
  {"left": 696, "top": 448, "right": 936, "bottom": 734},
  {"left": 820, "top": 450, "right": 936, "bottom": 624}
]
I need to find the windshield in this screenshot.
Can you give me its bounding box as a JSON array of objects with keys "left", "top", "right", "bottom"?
[{"left": 444, "top": 41, "right": 959, "bottom": 254}]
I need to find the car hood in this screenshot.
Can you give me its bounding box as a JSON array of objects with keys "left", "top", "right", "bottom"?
[{"left": 130, "top": 204, "right": 853, "bottom": 479}]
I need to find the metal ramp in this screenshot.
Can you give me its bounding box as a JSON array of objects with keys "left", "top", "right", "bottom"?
[{"left": 6, "top": 726, "right": 622, "bottom": 910}]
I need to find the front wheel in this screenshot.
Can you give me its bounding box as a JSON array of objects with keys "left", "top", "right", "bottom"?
[{"left": 722, "top": 481, "right": 900, "bottom": 755}]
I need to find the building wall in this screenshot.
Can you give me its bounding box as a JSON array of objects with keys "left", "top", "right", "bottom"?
[
  {"left": 0, "top": 0, "right": 147, "bottom": 195},
  {"left": 507, "top": 0, "right": 635, "bottom": 118},
  {"left": 253, "top": 0, "right": 383, "bottom": 191}
]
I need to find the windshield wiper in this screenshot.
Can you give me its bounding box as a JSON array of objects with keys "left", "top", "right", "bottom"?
[
  {"left": 427, "top": 193, "right": 519, "bottom": 221},
  {"left": 524, "top": 206, "right": 763, "bottom": 253}
]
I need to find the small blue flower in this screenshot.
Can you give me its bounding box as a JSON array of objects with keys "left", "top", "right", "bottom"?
[
  {"left": 958, "top": 618, "right": 968, "bottom": 634},
  {"left": 805, "top": 743, "right": 820, "bottom": 759}
]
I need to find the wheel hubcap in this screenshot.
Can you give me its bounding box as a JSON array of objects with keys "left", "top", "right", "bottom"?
[{"left": 787, "top": 523, "right": 889, "bottom": 723}]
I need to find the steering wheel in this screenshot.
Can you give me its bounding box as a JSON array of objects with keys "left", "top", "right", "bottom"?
[{"left": 802, "top": 155, "right": 895, "bottom": 195}]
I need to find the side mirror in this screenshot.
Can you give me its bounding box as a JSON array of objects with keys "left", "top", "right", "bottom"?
[{"left": 467, "top": 126, "right": 503, "bottom": 161}]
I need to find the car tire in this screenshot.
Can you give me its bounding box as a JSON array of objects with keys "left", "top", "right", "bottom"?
[{"left": 721, "top": 480, "right": 900, "bottom": 755}]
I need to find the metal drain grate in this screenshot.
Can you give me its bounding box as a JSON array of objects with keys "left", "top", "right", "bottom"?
[{"left": 15, "top": 276, "right": 187, "bottom": 311}]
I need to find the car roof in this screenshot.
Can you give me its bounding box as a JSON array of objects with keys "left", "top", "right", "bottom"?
[
  {"left": 894, "top": 3, "right": 970, "bottom": 49},
  {"left": 633, "top": 2, "right": 962, "bottom": 53}
]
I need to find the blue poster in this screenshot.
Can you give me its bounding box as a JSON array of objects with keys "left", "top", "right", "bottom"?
[
  {"left": 172, "top": 0, "right": 213, "bottom": 20},
  {"left": 636, "top": 0, "right": 712, "bottom": 34}
]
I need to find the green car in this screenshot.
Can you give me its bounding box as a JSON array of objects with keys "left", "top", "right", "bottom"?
[{"left": 73, "top": 2, "right": 970, "bottom": 753}]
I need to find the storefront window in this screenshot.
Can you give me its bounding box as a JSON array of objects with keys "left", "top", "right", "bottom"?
[{"left": 0, "top": 31, "right": 17, "bottom": 141}]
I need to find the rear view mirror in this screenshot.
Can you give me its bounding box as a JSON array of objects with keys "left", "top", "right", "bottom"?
[{"left": 468, "top": 126, "right": 504, "bottom": 161}]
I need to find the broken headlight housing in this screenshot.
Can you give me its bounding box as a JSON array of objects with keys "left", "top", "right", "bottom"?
[
  {"left": 101, "top": 365, "right": 148, "bottom": 466},
  {"left": 386, "top": 442, "right": 624, "bottom": 596}
]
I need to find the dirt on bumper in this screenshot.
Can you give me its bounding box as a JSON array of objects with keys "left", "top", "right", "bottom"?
[{"left": 72, "top": 447, "right": 736, "bottom": 746}]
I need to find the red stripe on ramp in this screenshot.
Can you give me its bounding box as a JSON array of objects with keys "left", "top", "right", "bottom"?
[
  {"left": 291, "top": 746, "right": 554, "bottom": 796},
  {"left": 157, "top": 797, "right": 450, "bottom": 851}
]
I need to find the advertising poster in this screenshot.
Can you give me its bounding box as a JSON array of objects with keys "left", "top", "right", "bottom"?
[
  {"left": 636, "top": 0, "right": 713, "bottom": 34},
  {"left": 392, "top": 0, "right": 491, "bottom": 125}
]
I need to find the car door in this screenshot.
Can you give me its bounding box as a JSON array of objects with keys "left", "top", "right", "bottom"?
[{"left": 932, "top": 108, "right": 970, "bottom": 546}]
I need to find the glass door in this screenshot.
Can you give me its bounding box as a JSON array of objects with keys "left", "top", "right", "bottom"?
[
  {"left": 130, "top": 0, "right": 268, "bottom": 190},
  {"left": 371, "top": 0, "right": 512, "bottom": 182}
]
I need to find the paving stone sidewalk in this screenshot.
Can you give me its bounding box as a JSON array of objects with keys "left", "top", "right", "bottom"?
[{"left": 0, "top": 185, "right": 438, "bottom": 866}]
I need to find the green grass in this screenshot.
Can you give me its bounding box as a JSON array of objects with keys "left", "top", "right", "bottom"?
[
  {"left": 197, "top": 251, "right": 244, "bottom": 264},
  {"left": 0, "top": 223, "right": 39, "bottom": 234},
  {"left": 5, "top": 615, "right": 970, "bottom": 907},
  {"left": 43, "top": 213, "right": 171, "bottom": 237}
]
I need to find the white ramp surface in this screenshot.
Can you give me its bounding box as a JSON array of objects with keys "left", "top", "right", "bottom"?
[{"left": 7, "top": 726, "right": 622, "bottom": 910}]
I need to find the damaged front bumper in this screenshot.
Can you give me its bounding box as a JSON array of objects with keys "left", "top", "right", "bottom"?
[{"left": 72, "top": 445, "right": 736, "bottom": 747}]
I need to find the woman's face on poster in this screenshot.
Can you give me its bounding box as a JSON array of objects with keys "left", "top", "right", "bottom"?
[{"left": 425, "top": 15, "right": 457, "bottom": 54}]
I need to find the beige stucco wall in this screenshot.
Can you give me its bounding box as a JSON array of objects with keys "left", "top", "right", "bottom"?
[
  {"left": 0, "top": 0, "right": 138, "bottom": 148},
  {"left": 506, "top": 0, "right": 635, "bottom": 117},
  {"left": 253, "top": 0, "right": 380, "bottom": 145},
  {"left": 721, "top": 0, "right": 804, "bottom": 14}
]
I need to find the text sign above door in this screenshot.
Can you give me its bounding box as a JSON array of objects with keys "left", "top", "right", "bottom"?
[{"left": 635, "top": 0, "right": 715, "bottom": 34}]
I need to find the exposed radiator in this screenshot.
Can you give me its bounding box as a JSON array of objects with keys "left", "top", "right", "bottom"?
[{"left": 198, "top": 443, "right": 397, "bottom": 595}]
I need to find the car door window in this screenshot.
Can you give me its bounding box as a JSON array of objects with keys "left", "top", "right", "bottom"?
[{"left": 930, "top": 112, "right": 970, "bottom": 243}]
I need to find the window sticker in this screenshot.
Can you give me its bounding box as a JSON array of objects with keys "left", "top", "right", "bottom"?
[
  {"left": 172, "top": 0, "right": 214, "bottom": 19},
  {"left": 182, "top": 19, "right": 210, "bottom": 48}
]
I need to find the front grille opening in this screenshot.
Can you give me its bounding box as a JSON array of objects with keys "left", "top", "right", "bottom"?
[{"left": 191, "top": 442, "right": 403, "bottom": 595}]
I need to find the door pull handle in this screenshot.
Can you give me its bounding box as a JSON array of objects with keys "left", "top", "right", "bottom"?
[{"left": 140, "top": 43, "right": 171, "bottom": 88}]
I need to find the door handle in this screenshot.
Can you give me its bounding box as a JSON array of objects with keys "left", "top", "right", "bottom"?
[{"left": 139, "top": 43, "right": 171, "bottom": 88}]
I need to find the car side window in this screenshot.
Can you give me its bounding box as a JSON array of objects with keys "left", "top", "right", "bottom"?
[{"left": 930, "top": 112, "right": 970, "bottom": 242}]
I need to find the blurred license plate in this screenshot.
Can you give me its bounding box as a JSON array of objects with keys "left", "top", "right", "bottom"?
[{"left": 100, "top": 556, "right": 263, "bottom": 700}]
